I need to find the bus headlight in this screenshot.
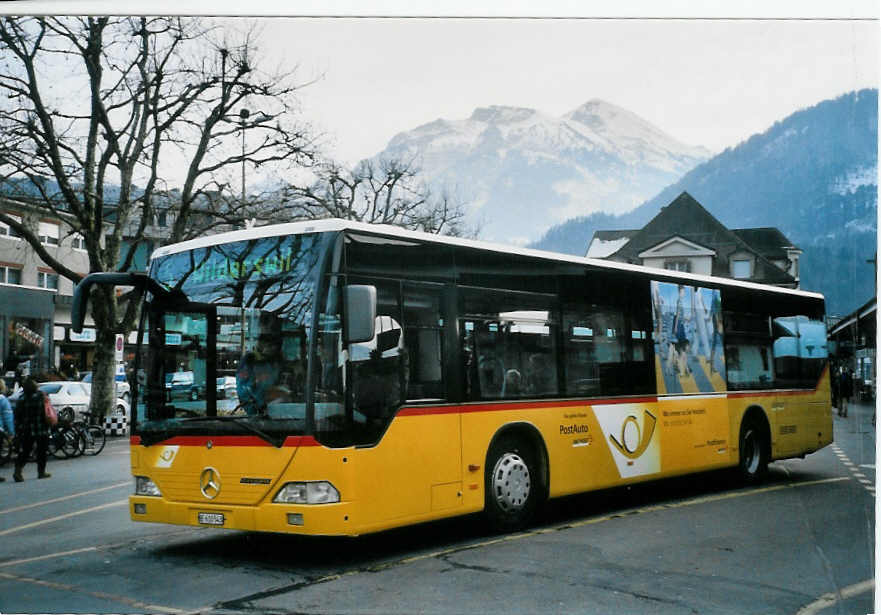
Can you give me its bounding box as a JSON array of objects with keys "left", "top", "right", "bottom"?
[
  {"left": 273, "top": 481, "right": 340, "bottom": 504},
  {"left": 134, "top": 476, "right": 162, "bottom": 497}
]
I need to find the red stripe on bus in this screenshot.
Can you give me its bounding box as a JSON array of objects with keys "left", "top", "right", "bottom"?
[
  {"left": 397, "top": 397, "right": 658, "bottom": 416},
  {"left": 129, "top": 435, "right": 319, "bottom": 447}
]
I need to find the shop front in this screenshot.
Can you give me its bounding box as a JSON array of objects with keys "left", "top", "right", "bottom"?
[
  {"left": 55, "top": 324, "right": 97, "bottom": 378},
  {"left": 0, "top": 285, "right": 55, "bottom": 378}
]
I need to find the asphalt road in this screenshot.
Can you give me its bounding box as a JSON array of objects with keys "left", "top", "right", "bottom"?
[{"left": 0, "top": 402, "right": 875, "bottom": 615}]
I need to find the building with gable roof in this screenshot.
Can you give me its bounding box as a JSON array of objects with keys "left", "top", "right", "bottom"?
[{"left": 585, "top": 192, "right": 801, "bottom": 288}]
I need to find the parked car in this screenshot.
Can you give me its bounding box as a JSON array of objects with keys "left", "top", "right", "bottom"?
[
  {"left": 166, "top": 371, "right": 203, "bottom": 401},
  {"left": 82, "top": 365, "right": 131, "bottom": 402},
  {"left": 111, "top": 397, "right": 131, "bottom": 422},
  {"left": 216, "top": 376, "right": 238, "bottom": 399},
  {"left": 8, "top": 381, "right": 128, "bottom": 423}
]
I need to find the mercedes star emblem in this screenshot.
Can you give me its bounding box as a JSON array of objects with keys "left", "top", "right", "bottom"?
[{"left": 200, "top": 467, "right": 221, "bottom": 499}]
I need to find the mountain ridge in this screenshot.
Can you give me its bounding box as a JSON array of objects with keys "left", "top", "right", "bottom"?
[{"left": 376, "top": 98, "right": 711, "bottom": 244}]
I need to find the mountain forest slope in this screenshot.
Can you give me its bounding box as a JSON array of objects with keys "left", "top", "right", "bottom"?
[{"left": 531, "top": 90, "right": 877, "bottom": 316}]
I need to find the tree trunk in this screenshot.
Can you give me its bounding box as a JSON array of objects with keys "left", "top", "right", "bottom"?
[{"left": 88, "top": 287, "right": 118, "bottom": 424}]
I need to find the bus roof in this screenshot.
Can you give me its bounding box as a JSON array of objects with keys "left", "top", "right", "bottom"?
[{"left": 150, "top": 218, "right": 825, "bottom": 302}]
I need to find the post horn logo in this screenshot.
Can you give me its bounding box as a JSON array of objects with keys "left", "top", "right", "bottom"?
[
  {"left": 200, "top": 467, "right": 221, "bottom": 500},
  {"left": 609, "top": 410, "right": 657, "bottom": 459}
]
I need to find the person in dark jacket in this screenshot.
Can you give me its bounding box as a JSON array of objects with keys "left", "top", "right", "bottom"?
[
  {"left": 13, "top": 377, "right": 51, "bottom": 482},
  {"left": 838, "top": 367, "right": 853, "bottom": 418}
]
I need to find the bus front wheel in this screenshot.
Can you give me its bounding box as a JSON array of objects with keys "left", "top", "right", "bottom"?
[
  {"left": 484, "top": 435, "right": 540, "bottom": 532},
  {"left": 738, "top": 420, "right": 769, "bottom": 483}
]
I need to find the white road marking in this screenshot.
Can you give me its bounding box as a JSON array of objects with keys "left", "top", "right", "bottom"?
[
  {"left": 830, "top": 447, "right": 875, "bottom": 496},
  {"left": 0, "top": 499, "right": 128, "bottom": 536},
  {"left": 0, "top": 570, "right": 185, "bottom": 614},
  {"left": 0, "top": 547, "right": 98, "bottom": 568},
  {"left": 795, "top": 579, "right": 874, "bottom": 615},
  {"left": 0, "top": 482, "right": 130, "bottom": 515}
]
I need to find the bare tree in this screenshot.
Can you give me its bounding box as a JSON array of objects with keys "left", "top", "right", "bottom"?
[
  {"left": 0, "top": 16, "right": 316, "bottom": 418},
  {"left": 281, "top": 156, "right": 476, "bottom": 237}
]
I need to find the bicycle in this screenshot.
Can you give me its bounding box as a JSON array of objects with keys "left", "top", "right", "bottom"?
[
  {"left": 47, "top": 414, "right": 85, "bottom": 459},
  {"left": 71, "top": 411, "right": 106, "bottom": 456}
]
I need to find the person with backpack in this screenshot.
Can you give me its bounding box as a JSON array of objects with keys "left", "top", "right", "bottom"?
[{"left": 12, "top": 377, "right": 52, "bottom": 482}]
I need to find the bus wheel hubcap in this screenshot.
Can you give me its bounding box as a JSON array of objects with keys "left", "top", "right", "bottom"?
[{"left": 493, "top": 452, "right": 530, "bottom": 512}]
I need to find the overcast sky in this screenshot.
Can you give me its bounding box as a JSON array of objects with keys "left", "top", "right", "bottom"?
[
  {"left": 4, "top": 2, "right": 879, "bottom": 169},
  {"left": 250, "top": 17, "right": 877, "bottom": 164}
]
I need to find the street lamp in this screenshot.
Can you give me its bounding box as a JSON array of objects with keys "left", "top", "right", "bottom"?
[
  {"left": 239, "top": 107, "right": 250, "bottom": 204},
  {"left": 238, "top": 107, "right": 250, "bottom": 351}
]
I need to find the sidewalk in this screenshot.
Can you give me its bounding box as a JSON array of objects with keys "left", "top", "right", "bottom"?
[{"left": 833, "top": 397, "right": 877, "bottom": 435}]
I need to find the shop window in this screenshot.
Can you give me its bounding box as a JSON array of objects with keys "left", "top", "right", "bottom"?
[
  {"left": 39, "top": 221, "right": 60, "bottom": 246},
  {"left": 8, "top": 318, "right": 49, "bottom": 371}
]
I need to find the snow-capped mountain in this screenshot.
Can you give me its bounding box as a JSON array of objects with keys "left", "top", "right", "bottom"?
[{"left": 375, "top": 100, "right": 710, "bottom": 244}]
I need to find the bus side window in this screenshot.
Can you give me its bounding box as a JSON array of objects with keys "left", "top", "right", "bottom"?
[
  {"left": 347, "top": 279, "right": 405, "bottom": 443},
  {"left": 723, "top": 311, "right": 773, "bottom": 390},
  {"left": 402, "top": 284, "right": 445, "bottom": 401},
  {"left": 562, "top": 304, "right": 654, "bottom": 398},
  {"left": 460, "top": 287, "right": 559, "bottom": 401},
  {"left": 772, "top": 315, "right": 828, "bottom": 389}
]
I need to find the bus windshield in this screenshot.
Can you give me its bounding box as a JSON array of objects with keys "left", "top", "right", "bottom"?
[{"left": 136, "top": 232, "right": 331, "bottom": 443}]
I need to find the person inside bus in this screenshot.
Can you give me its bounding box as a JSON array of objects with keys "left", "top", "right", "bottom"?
[
  {"left": 504, "top": 369, "right": 522, "bottom": 397},
  {"left": 527, "top": 353, "right": 555, "bottom": 395},
  {"left": 236, "top": 331, "right": 285, "bottom": 416},
  {"left": 476, "top": 324, "right": 504, "bottom": 397}
]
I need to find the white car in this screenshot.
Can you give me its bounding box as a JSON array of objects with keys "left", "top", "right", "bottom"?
[
  {"left": 82, "top": 366, "right": 131, "bottom": 402},
  {"left": 10, "top": 381, "right": 129, "bottom": 423},
  {"left": 216, "top": 376, "right": 238, "bottom": 399}
]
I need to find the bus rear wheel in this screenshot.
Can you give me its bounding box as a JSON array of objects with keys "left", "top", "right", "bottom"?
[
  {"left": 738, "top": 420, "right": 768, "bottom": 483},
  {"left": 484, "top": 435, "right": 540, "bottom": 532}
]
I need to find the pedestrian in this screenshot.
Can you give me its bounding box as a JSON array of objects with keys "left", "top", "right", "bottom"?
[
  {"left": 12, "top": 377, "right": 51, "bottom": 482},
  {"left": 0, "top": 379, "right": 13, "bottom": 483},
  {"left": 838, "top": 367, "right": 853, "bottom": 419},
  {"left": 831, "top": 362, "right": 840, "bottom": 411}
]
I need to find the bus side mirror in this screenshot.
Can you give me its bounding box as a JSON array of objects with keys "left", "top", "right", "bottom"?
[{"left": 344, "top": 285, "right": 376, "bottom": 344}]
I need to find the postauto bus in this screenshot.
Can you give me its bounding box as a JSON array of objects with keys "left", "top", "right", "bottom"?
[{"left": 72, "top": 219, "right": 832, "bottom": 535}]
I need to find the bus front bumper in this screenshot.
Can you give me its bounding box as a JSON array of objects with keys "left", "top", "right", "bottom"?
[{"left": 129, "top": 496, "right": 356, "bottom": 536}]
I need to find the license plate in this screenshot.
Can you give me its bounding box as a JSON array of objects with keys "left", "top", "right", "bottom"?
[{"left": 198, "top": 512, "right": 225, "bottom": 526}]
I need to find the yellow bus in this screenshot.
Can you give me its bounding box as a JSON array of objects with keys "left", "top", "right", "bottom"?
[{"left": 72, "top": 219, "right": 832, "bottom": 535}]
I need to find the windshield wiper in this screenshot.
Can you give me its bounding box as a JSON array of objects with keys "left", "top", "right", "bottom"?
[{"left": 178, "top": 415, "right": 286, "bottom": 448}]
